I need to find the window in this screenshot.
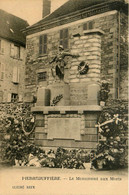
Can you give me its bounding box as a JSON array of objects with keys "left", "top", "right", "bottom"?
[
  {"left": 8, "top": 93, "right": 18, "bottom": 103},
  {"left": 39, "top": 34, "right": 47, "bottom": 55},
  {"left": 11, "top": 93, "right": 18, "bottom": 102},
  {"left": 10, "top": 44, "right": 14, "bottom": 57},
  {"left": 60, "top": 28, "right": 69, "bottom": 49},
  {"left": 0, "top": 40, "right": 4, "bottom": 54},
  {"left": 37, "top": 72, "right": 47, "bottom": 82},
  {"left": 83, "top": 21, "right": 95, "bottom": 30},
  {"left": 12, "top": 66, "right": 19, "bottom": 83},
  {"left": 20, "top": 47, "right": 24, "bottom": 60},
  {"left": 0, "top": 63, "right": 5, "bottom": 80},
  {"left": 0, "top": 91, "right": 3, "bottom": 102},
  {"left": 14, "top": 45, "right": 20, "bottom": 58},
  {"left": 10, "top": 43, "right": 20, "bottom": 59}
]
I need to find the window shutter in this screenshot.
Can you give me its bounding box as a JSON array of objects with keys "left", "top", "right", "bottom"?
[
  {"left": 13, "top": 66, "right": 17, "bottom": 82},
  {"left": 39, "top": 36, "right": 43, "bottom": 54},
  {"left": 10, "top": 44, "right": 11, "bottom": 56},
  {"left": 1, "top": 40, "right": 4, "bottom": 53},
  {"left": 12, "top": 66, "right": 19, "bottom": 83},
  {"left": 64, "top": 29, "right": 68, "bottom": 38},
  {"left": 60, "top": 29, "right": 68, "bottom": 49},
  {"left": 1, "top": 63, "right": 5, "bottom": 80},
  {"left": 14, "top": 46, "right": 17, "bottom": 58},
  {"left": 20, "top": 47, "right": 24, "bottom": 60},
  {"left": 89, "top": 21, "right": 94, "bottom": 29},
  {"left": 19, "top": 95, "right": 23, "bottom": 102},
  {"left": 83, "top": 23, "right": 88, "bottom": 30},
  {"left": 7, "top": 93, "right": 11, "bottom": 102},
  {"left": 60, "top": 30, "right": 63, "bottom": 39},
  {"left": 60, "top": 30, "right": 63, "bottom": 46},
  {"left": 64, "top": 29, "right": 68, "bottom": 49},
  {"left": 17, "top": 67, "right": 19, "bottom": 83},
  {"left": 0, "top": 63, "right": 5, "bottom": 80},
  {"left": 43, "top": 34, "right": 47, "bottom": 54},
  {"left": 10, "top": 43, "right": 14, "bottom": 57},
  {"left": 0, "top": 91, "right": 3, "bottom": 102}
]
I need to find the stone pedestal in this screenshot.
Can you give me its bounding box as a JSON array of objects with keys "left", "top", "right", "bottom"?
[
  {"left": 48, "top": 83, "right": 70, "bottom": 106},
  {"left": 70, "top": 83, "right": 100, "bottom": 105},
  {"left": 32, "top": 105, "right": 102, "bottom": 149},
  {"left": 36, "top": 87, "right": 50, "bottom": 106},
  {"left": 87, "top": 83, "right": 100, "bottom": 105},
  {"left": 70, "top": 83, "right": 88, "bottom": 105}
]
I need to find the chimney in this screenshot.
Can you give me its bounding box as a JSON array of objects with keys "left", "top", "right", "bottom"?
[{"left": 42, "top": 0, "right": 51, "bottom": 18}]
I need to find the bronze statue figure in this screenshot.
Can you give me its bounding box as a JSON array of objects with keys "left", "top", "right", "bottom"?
[{"left": 49, "top": 45, "right": 79, "bottom": 80}]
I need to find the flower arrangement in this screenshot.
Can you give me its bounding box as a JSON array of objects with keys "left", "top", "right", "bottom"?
[
  {"left": 78, "top": 61, "right": 89, "bottom": 75},
  {"left": 99, "top": 80, "right": 110, "bottom": 104},
  {"left": 0, "top": 103, "right": 91, "bottom": 169},
  {"left": 91, "top": 100, "right": 128, "bottom": 170},
  {"left": 1, "top": 116, "right": 36, "bottom": 165}
]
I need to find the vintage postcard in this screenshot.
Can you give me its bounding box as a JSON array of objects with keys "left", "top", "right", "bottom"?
[{"left": 0, "top": 0, "right": 128, "bottom": 194}]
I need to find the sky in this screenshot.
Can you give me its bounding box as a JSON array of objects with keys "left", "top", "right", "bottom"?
[{"left": 0, "top": 0, "right": 68, "bottom": 25}]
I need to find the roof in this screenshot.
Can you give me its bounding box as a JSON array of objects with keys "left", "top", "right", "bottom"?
[
  {"left": 26, "top": 0, "right": 127, "bottom": 33},
  {"left": 0, "top": 9, "right": 29, "bottom": 46},
  {"left": 40, "top": 0, "right": 111, "bottom": 23}
]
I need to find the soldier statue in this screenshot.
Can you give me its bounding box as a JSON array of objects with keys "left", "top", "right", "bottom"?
[{"left": 49, "top": 45, "right": 79, "bottom": 80}]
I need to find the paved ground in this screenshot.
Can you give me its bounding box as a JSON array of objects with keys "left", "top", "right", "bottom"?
[{"left": 0, "top": 165, "right": 128, "bottom": 195}]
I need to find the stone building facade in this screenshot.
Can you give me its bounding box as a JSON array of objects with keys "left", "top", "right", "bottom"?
[
  {"left": 24, "top": 0, "right": 128, "bottom": 149},
  {"left": 0, "top": 10, "right": 28, "bottom": 102}
]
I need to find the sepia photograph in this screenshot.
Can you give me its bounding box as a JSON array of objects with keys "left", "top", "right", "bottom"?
[{"left": 0, "top": 0, "right": 128, "bottom": 195}]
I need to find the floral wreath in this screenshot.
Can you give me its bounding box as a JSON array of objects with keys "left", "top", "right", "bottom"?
[
  {"left": 78, "top": 61, "right": 89, "bottom": 75},
  {"left": 21, "top": 116, "right": 35, "bottom": 136},
  {"left": 51, "top": 94, "right": 63, "bottom": 106}
]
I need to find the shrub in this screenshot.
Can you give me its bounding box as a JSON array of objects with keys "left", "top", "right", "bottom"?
[
  {"left": 99, "top": 80, "right": 110, "bottom": 102},
  {"left": 0, "top": 103, "right": 36, "bottom": 165},
  {"left": 91, "top": 99, "right": 128, "bottom": 170},
  {"left": 0, "top": 103, "right": 90, "bottom": 169},
  {"left": 1, "top": 115, "right": 36, "bottom": 165}
]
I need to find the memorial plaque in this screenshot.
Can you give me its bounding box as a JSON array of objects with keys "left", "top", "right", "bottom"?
[
  {"left": 70, "top": 83, "right": 88, "bottom": 105},
  {"left": 48, "top": 118, "right": 81, "bottom": 140}
]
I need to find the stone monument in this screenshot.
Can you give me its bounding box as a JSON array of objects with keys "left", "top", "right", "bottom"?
[{"left": 32, "top": 30, "right": 104, "bottom": 149}]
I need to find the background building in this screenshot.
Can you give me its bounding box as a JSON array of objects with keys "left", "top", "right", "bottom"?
[
  {"left": 24, "top": 0, "right": 128, "bottom": 149},
  {"left": 0, "top": 9, "right": 29, "bottom": 102}
]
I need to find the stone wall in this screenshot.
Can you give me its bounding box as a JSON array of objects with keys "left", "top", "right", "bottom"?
[
  {"left": 70, "top": 32, "right": 102, "bottom": 83},
  {"left": 25, "top": 11, "right": 125, "bottom": 100},
  {"left": 98, "top": 13, "right": 118, "bottom": 98},
  {"left": 119, "top": 12, "right": 128, "bottom": 99}
]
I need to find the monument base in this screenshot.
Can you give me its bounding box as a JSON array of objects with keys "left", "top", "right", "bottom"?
[{"left": 32, "top": 105, "right": 102, "bottom": 149}]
